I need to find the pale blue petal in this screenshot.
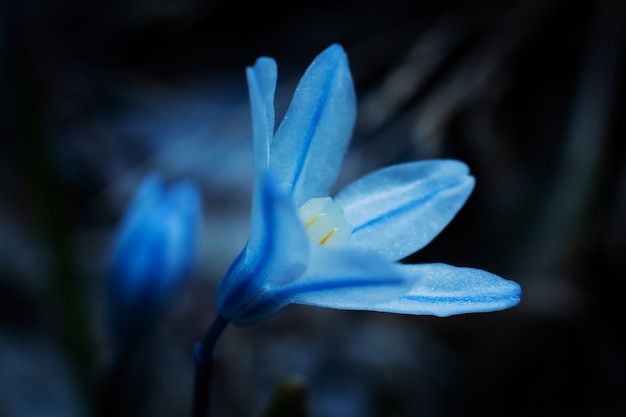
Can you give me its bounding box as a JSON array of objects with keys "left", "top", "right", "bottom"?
[
  {"left": 246, "top": 57, "right": 277, "bottom": 174},
  {"left": 217, "top": 173, "right": 309, "bottom": 321},
  {"left": 286, "top": 247, "right": 410, "bottom": 309},
  {"left": 229, "top": 246, "right": 409, "bottom": 326},
  {"left": 247, "top": 58, "right": 278, "bottom": 248},
  {"left": 335, "top": 160, "right": 474, "bottom": 260},
  {"left": 271, "top": 44, "right": 356, "bottom": 206},
  {"left": 370, "top": 263, "right": 522, "bottom": 316}
]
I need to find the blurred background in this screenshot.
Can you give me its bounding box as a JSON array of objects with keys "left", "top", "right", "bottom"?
[{"left": 1, "top": 0, "right": 625, "bottom": 416}]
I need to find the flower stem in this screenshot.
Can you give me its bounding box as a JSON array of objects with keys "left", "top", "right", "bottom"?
[{"left": 192, "top": 315, "right": 230, "bottom": 417}]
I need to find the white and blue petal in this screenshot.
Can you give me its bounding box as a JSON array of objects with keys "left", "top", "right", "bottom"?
[
  {"left": 287, "top": 246, "right": 410, "bottom": 308},
  {"left": 229, "top": 246, "right": 409, "bottom": 326},
  {"left": 369, "top": 263, "right": 521, "bottom": 316},
  {"left": 271, "top": 44, "right": 356, "bottom": 206},
  {"left": 335, "top": 160, "right": 474, "bottom": 261},
  {"left": 216, "top": 173, "right": 309, "bottom": 320}
]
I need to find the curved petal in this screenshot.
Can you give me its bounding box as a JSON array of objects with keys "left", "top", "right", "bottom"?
[
  {"left": 369, "top": 263, "right": 522, "bottom": 316},
  {"left": 217, "top": 173, "right": 309, "bottom": 321},
  {"left": 286, "top": 247, "right": 409, "bottom": 308},
  {"left": 246, "top": 57, "right": 277, "bottom": 174},
  {"left": 271, "top": 44, "right": 356, "bottom": 206},
  {"left": 335, "top": 160, "right": 474, "bottom": 260},
  {"left": 228, "top": 246, "right": 409, "bottom": 326}
]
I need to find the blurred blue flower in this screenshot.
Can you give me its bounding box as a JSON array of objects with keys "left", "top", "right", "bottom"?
[
  {"left": 216, "top": 44, "right": 521, "bottom": 328},
  {"left": 108, "top": 174, "right": 202, "bottom": 346}
]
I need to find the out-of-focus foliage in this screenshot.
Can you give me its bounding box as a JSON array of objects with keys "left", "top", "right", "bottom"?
[{"left": 1, "top": 0, "right": 625, "bottom": 416}]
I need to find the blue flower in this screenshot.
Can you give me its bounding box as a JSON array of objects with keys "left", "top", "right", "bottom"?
[
  {"left": 216, "top": 44, "right": 521, "bottom": 328},
  {"left": 108, "top": 173, "right": 202, "bottom": 346}
]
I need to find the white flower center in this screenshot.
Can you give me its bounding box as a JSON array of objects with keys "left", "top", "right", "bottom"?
[{"left": 297, "top": 197, "right": 353, "bottom": 247}]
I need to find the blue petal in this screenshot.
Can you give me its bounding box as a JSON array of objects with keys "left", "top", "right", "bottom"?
[
  {"left": 217, "top": 173, "right": 309, "bottom": 321},
  {"left": 370, "top": 263, "right": 521, "bottom": 316},
  {"left": 284, "top": 247, "right": 410, "bottom": 309},
  {"left": 271, "top": 44, "right": 356, "bottom": 206},
  {"left": 247, "top": 58, "right": 278, "bottom": 247},
  {"left": 246, "top": 57, "right": 277, "bottom": 174},
  {"left": 228, "top": 247, "right": 409, "bottom": 326},
  {"left": 335, "top": 160, "right": 474, "bottom": 260}
]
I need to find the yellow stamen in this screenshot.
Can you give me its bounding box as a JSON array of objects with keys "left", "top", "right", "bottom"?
[
  {"left": 319, "top": 228, "right": 337, "bottom": 245},
  {"left": 304, "top": 213, "right": 327, "bottom": 229},
  {"left": 297, "top": 197, "right": 353, "bottom": 248}
]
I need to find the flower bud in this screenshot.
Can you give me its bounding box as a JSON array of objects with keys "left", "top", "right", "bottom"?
[{"left": 108, "top": 173, "right": 202, "bottom": 346}]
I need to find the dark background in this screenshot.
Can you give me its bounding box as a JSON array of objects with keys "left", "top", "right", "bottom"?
[{"left": 1, "top": 0, "right": 625, "bottom": 416}]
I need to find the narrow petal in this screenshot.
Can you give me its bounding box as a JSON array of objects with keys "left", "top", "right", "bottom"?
[
  {"left": 335, "top": 160, "right": 474, "bottom": 260},
  {"left": 247, "top": 58, "right": 278, "bottom": 246},
  {"left": 246, "top": 57, "right": 277, "bottom": 174},
  {"left": 271, "top": 44, "right": 356, "bottom": 206},
  {"left": 370, "top": 263, "right": 522, "bottom": 316},
  {"left": 217, "top": 173, "right": 309, "bottom": 320},
  {"left": 228, "top": 246, "right": 409, "bottom": 326}
]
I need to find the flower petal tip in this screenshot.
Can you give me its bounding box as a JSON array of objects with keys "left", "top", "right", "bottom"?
[
  {"left": 325, "top": 43, "right": 347, "bottom": 57},
  {"left": 247, "top": 56, "right": 277, "bottom": 77}
]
